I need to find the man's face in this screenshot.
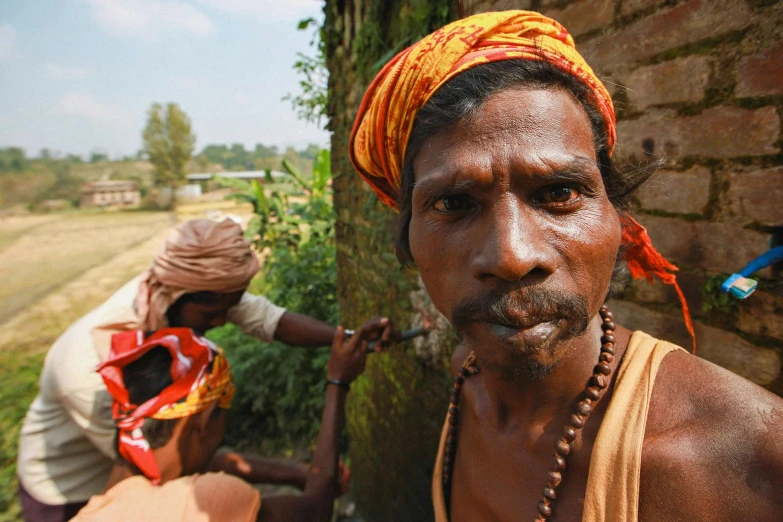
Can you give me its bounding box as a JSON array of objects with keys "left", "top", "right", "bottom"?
[
  {"left": 409, "top": 87, "right": 621, "bottom": 373},
  {"left": 166, "top": 291, "right": 244, "bottom": 335}
]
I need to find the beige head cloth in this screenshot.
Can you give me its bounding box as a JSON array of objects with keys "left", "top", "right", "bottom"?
[{"left": 135, "top": 218, "right": 259, "bottom": 330}]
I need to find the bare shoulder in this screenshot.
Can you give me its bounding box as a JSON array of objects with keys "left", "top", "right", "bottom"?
[{"left": 639, "top": 348, "right": 783, "bottom": 521}]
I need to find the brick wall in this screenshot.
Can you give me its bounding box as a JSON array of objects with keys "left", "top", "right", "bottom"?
[{"left": 463, "top": 0, "right": 783, "bottom": 392}]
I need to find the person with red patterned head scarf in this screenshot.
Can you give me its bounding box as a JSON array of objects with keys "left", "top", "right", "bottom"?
[
  {"left": 74, "top": 323, "right": 383, "bottom": 522},
  {"left": 18, "top": 218, "right": 396, "bottom": 521},
  {"left": 350, "top": 10, "right": 783, "bottom": 522}
]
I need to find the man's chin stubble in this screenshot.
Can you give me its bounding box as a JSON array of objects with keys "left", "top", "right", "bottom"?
[{"left": 464, "top": 322, "right": 589, "bottom": 382}]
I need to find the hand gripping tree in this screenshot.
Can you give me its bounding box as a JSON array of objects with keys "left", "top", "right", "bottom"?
[{"left": 142, "top": 103, "right": 195, "bottom": 208}]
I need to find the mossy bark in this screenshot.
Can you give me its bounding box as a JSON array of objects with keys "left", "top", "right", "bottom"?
[{"left": 324, "top": 1, "right": 455, "bottom": 519}]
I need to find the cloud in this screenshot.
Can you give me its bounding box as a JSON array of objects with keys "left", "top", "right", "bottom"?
[
  {"left": 195, "top": 0, "right": 321, "bottom": 22},
  {"left": 0, "top": 24, "right": 22, "bottom": 63},
  {"left": 55, "top": 92, "right": 135, "bottom": 127},
  {"left": 84, "top": 0, "right": 215, "bottom": 40},
  {"left": 42, "top": 63, "right": 93, "bottom": 80}
]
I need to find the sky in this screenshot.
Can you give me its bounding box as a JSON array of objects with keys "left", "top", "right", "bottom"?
[{"left": 0, "top": 0, "right": 329, "bottom": 159}]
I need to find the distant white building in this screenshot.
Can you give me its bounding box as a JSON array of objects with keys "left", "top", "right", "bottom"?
[
  {"left": 80, "top": 180, "right": 140, "bottom": 208},
  {"left": 186, "top": 170, "right": 288, "bottom": 183}
]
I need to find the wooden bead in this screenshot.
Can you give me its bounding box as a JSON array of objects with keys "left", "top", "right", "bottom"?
[
  {"left": 601, "top": 334, "right": 615, "bottom": 344},
  {"left": 591, "top": 374, "right": 608, "bottom": 389},
  {"left": 603, "top": 321, "right": 616, "bottom": 330},
  {"left": 448, "top": 426, "right": 457, "bottom": 436},
  {"left": 459, "top": 367, "right": 470, "bottom": 377},
  {"left": 547, "top": 470, "right": 562, "bottom": 488},
  {"left": 601, "top": 344, "right": 616, "bottom": 355},
  {"left": 449, "top": 406, "right": 459, "bottom": 416},
  {"left": 538, "top": 501, "right": 552, "bottom": 517},
  {"left": 585, "top": 386, "right": 600, "bottom": 401},
  {"left": 577, "top": 401, "right": 593, "bottom": 416},
  {"left": 598, "top": 352, "right": 613, "bottom": 364},
  {"left": 543, "top": 487, "right": 557, "bottom": 501},
  {"left": 454, "top": 374, "right": 464, "bottom": 385},
  {"left": 555, "top": 438, "right": 572, "bottom": 456},
  {"left": 562, "top": 426, "right": 576, "bottom": 442},
  {"left": 600, "top": 310, "right": 613, "bottom": 320},
  {"left": 595, "top": 363, "right": 612, "bottom": 375},
  {"left": 450, "top": 390, "right": 460, "bottom": 405},
  {"left": 570, "top": 413, "right": 586, "bottom": 429},
  {"left": 448, "top": 415, "right": 458, "bottom": 426},
  {"left": 552, "top": 454, "right": 566, "bottom": 471}
]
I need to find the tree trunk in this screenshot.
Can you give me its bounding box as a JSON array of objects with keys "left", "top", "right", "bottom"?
[{"left": 324, "top": 1, "right": 455, "bottom": 520}]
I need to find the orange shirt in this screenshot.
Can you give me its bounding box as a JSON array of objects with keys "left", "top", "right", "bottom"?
[{"left": 72, "top": 472, "right": 261, "bottom": 522}]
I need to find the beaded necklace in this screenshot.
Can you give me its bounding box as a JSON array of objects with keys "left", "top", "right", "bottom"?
[{"left": 442, "top": 305, "right": 617, "bottom": 521}]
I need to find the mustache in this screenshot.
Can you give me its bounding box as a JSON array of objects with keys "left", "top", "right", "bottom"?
[{"left": 451, "top": 284, "right": 589, "bottom": 336}]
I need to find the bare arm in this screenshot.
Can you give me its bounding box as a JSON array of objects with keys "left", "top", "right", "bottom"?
[
  {"left": 273, "top": 311, "right": 337, "bottom": 347},
  {"left": 258, "top": 319, "right": 389, "bottom": 522},
  {"left": 207, "top": 450, "right": 308, "bottom": 489}
]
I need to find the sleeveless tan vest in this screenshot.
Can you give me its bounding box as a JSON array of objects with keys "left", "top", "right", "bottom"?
[{"left": 432, "top": 331, "right": 684, "bottom": 522}]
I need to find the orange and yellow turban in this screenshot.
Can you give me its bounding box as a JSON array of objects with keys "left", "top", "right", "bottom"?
[
  {"left": 349, "top": 10, "right": 695, "bottom": 349},
  {"left": 97, "top": 328, "right": 234, "bottom": 484}
]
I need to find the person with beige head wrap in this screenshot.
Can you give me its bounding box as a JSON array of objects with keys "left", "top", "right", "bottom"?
[{"left": 17, "top": 218, "right": 393, "bottom": 521}]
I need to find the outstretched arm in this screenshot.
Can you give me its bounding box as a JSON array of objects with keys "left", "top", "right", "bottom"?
[
  {"left": 257, "top": 318, "right": 389, "bottom": 522},
  {"left": 207, "top": 450, "right": 308, "bottom": 489},
  {"left": 273, "top": 311, "right": 337, "bottom": 347}
]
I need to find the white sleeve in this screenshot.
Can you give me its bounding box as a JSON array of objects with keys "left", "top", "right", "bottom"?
[
  {"left": 61, "top": 380, "right": 117, "bottom": 459},
  {"left": 226, "top": 292, "right": 287, "bottom": 343}
]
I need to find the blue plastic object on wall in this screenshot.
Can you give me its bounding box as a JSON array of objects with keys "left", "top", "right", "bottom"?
[{"left": 721, "top": 246, "right": 783, "bottom": 299}]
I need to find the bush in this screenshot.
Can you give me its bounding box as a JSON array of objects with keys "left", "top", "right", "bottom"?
[{"left": 209, "top": 150, "right": 337, "bottom": 454}]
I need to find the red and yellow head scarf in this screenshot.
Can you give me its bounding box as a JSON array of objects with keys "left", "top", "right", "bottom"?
[
  {"left": 97, "top": 328, "right": 234, "bottom": 484},
  {"left": 349, "top": 10, "right": 695, "bottom": 349}
]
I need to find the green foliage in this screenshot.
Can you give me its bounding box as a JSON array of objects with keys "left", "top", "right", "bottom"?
[
  {"left": 208, "top": 149, "right": 337, "bottom": 453},
  {"left": 0, "top": 148, "right": 28, "bottom": 173},
  {"left": 142, "top": 102, "right": 195, "bottom": 194},
  {"left": 701, "top": 273, "right": 739, "bottom": 315},
  {"left": 195, "top": 143, "right": 322, "bottom": 174},
  {"left": 0, "top": 352, "right": 45, "bottom": 520},
  {"left": 284, "top": 17, "right": 328, "bottom": 126}
]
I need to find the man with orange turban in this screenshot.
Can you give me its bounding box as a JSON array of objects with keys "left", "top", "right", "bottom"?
[
  {"left": 17, "top": 218, "right": 395, "bottom": 521},
  {"left": 350, "top": 10, "right": 783, "bottom": 522}
]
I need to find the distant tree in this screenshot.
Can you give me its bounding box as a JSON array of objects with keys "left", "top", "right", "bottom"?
[
  {"left": 39, "top": 148, "right": 52, "bottom": 160},
  {"left": 89, "top": 151, "right": 109, "bottom": 163},
  {"left": 0, "top": 147, "right": 28, "bottom": 173},
  {"left": 254, "top": 143, "right": 279, "bottom": 158},
  {"left": 65, "top": 154, "right": 83, "bottom": 163},
  {"left": 142, "top": 102, "right": 196, "bottom": 204},
  {"left": 298, "top": 143, "right": 321, "bottom": 160}
]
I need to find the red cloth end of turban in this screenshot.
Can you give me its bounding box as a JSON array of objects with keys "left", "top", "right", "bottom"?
[{"left": 622, "top": 217, "right": 696, "bottom": 352}]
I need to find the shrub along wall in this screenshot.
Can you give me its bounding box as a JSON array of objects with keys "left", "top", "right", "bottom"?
[{"left": 463, "top": 0, "right": 783, "bottom": 392}]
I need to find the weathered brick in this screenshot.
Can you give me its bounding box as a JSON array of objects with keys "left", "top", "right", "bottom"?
[
  {"left": 628, "top": 267, "right": 707, "bottom": 312},
  {"left": 737, "top": 290, "right": 783, "bottom": 342},
  {"left": 736, "top": 41, "right": 783, "bottom": 98},
  {"left": 625, "top": 56, "right": 710, "bottom": 110},
  {"left": 609, "top": 300, "right": 780, "bottom": 385},
  {"left": 464, "top": 0, "right": 534, "bottom": 14},
  {"left": 637, "top": 215, "right": 771, "bottom": 273},
  {"left": 639, "top": 166, "right": 711, "bottom": 215},
  {"left": 587, "top": 0, "right": 751, "bottom": 73},
  {"left": 728, "top": 167, "right": 783, "bottom": 226},
  {"left": 543, "top": 0, "right": 616, "bottom": 38},
  {"left": 620, "top": 0, "right": 666, "bottom": 16},
  {"left": 617, "top": 106, "right": 780, "bottom": 160}
]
